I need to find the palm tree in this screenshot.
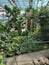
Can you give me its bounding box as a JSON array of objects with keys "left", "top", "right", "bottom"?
[
  {"left": 25, "top": 0, "right": 33, "bottom": 31},
  {"left": 25, "top": 0, "right": 39, "bottom": 32}
]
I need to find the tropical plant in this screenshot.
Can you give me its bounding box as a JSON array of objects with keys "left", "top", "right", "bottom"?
[
  {"left": 4, "top": 5, "right": 19, "bottom": 30},
  {"left": 4, "top": 5, "right": 25, "bottom": 35}
]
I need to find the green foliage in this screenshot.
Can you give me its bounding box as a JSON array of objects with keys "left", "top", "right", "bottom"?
[
  {"left": 0, "top": 53, "right": 6, "bottom": 65},
  {"left": 4, "top": 5, "right": 20, "bottom": 16},
  {"left": 16, "top": 15, "right": 25, "bottom": 35},
  {"left": 0, "top": 5, "right": 49, "bottom": 57},
  {"left": 25, "top": 7, "right": 30, "bottom": 12},
  {"left": 4, "top": 5, "right": 24, "bottom": 35},
  {"left": 0, "top": 31, "right": 49, "bottom": 57},
  {"left": 39, "top": 6, "right": 49, "bottom": 40},
  {"left": 0, "top": 22, "right": 6, "bottom": 32},
  {"left": 22, "top": 30, "right": 29, "bottom": 36}
]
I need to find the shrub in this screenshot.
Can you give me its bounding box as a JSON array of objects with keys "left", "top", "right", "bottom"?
[
  {"left": 39, "top": 6, "right": 49, "bottom": 41},
  {"left": 0, "top": 53, "right": 6, "bottom": 65}
]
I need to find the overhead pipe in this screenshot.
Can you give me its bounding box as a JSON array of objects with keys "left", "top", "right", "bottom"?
[{"left": 9, "top": 0, "right": 22, "bottom": 9}]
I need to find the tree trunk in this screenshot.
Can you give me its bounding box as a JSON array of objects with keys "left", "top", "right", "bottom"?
[
  {"left": 30, "top": 19, "right": 33, "bottom": 31},
  {"left": 25, "top": 19, "right": 28, "bottom": 30}
]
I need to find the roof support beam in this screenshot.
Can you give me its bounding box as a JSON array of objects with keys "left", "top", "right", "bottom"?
[{"left": 8, "top": 0, "right": 16, "bottom": 6}]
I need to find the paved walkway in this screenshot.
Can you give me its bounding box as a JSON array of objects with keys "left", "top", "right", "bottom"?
[{"left": 6, "top": 49, "right": 49, "bottom": 65}]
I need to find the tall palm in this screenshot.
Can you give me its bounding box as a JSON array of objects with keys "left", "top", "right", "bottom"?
[
  {"left": 25, "top": 0, "right": 33, "bottom": 31},
  {"left": 25, "top": 0, "right": 39, "bottom": 31}
]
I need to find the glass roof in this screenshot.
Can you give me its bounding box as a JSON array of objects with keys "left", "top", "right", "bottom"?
[
  {"left": 13, "top": 0, "right": 49, "bottom": 10},
  {"left": 0, "top": 0, "right": 13, "bottom": 8},
  {"left": 0, "top": 0, "right": 49, "bottom": 22},
  {"left": 14, "top": 0, "right": 29, "bottom": 10},
  {"left": 0, "top": 0, "right": 49, "bottom": 10}
]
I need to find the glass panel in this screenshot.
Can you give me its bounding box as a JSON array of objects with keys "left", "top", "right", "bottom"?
[
  {"left": 14, "top": 0, "right": 29, "bottom": 10},
  {"left": 0, "top": 0, "right": 49, "bottom": 10},
  {"left": 14, "top": 0, "right": 49, "bottom": 10},
  {"left": 0, "top": 0, "right": 13, "bottom": 8}
]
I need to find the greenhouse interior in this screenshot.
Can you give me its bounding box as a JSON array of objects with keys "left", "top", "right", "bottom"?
[{"left": 0, "top": 0, "right": 49, "bottom": 65}]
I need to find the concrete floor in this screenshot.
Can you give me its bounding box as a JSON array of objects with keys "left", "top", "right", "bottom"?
[{"left": 6, "top": 49, "right": 49, "bottom": 65}]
